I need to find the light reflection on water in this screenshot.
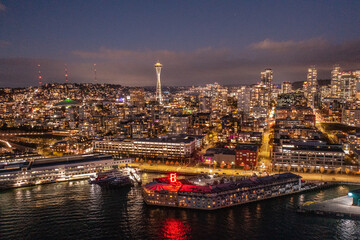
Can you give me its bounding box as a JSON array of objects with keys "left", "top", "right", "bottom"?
[
  {"left": 0, "top": 174, "right": 359, "bottom": 240},
  {"left": 161, "top": 218, "right": 191, "bottom": 240}
]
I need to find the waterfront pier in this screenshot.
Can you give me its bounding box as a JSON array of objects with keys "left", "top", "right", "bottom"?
[{"left": 299, "top": 196, "right": 360, "bottom": 219}]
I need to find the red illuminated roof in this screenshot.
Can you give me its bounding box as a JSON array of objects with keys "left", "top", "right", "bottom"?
[
  {"left": 144, "top": 182, "right": 182, "bottom": 192},
  {"left": 179, "top": 185, "right": 211, "bottom": 193}
]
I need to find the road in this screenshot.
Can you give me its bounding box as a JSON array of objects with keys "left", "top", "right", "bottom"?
[
  {"left": 258, "top": 128, "right": 272, "bottom": 169},
  {"left": 132, "top": 163, "right": 360, "bottom": 183}
]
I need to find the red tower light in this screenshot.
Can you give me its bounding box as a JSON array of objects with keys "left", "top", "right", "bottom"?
[{"left": 170, "top": 173, "right": 177, "bottom": 183}]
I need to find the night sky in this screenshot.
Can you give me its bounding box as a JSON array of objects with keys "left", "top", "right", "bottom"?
[{"left": 0, "top": 0, "right": 359, "bottom": 88}]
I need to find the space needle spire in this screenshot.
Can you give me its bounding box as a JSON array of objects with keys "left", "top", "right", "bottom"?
[{"left": 154, "top": 61, "right": 163, "bottom": 104}]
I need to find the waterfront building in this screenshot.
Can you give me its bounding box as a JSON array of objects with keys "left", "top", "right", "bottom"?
[
  {"left": 0, "top": 154, "right": 131, "bottom": 189},
  {"left": 142, "top": 173, "right": 302, "bottom": 210},
  {"left": 235, "top": 144, "right": 259, "bottom": 169},
  {"left": 273, "top": 144, "right": 345, "bottom": 171},
  {"left": 0, "top": 153, "right": 43, "bottom": 163},
  {"left": 93, "top": 135, "right": 197, "bottom": 161},
  {"left": 203, "top": 148, "right": 235, "bottom": 166}
]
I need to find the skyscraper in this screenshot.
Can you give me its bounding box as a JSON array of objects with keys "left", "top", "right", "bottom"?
[
  {"left": 281, "top": 81, "right": 292, "bottom": 94},
  {"left": 261, "top": 68, "right": 273, "bottom": 91},
  {"left": 306, "top": 66, "right": 317, "bottom": 107},
  {"left": 236, "top": 86, "right": 251, "bottom": 115},
  {"left": 331, "top": 65, "right": 341, "bottom": 98},
  {"left": 154, "top": 61, "right": 163, "bottom": 104},
  {"left": 129, "top": 88, "right": 145, "bottom": 108},
  {"left": 340, "top": 71, "right": 357, "bottom": 101}
]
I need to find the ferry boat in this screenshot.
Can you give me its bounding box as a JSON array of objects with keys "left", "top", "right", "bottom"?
[
  {"left": 126, "top": 168, "right": 142, "bottom": 185},
  {"left": 142, "top": 172, "right": 303, "bottom": 210},
  {"left": 89, "top": 170, "right": 134, "bottom": 187},
  {"left": 0, "top": 154, "right": 133, "bottom": 189}
]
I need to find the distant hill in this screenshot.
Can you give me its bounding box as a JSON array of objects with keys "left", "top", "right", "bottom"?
[{"left": 292, "top": 79, "right": 331, "bottom": 90}]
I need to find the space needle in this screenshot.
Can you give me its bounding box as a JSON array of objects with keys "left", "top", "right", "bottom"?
[{"left": 154, "top": 61, "right": 163, "bottom": 104}]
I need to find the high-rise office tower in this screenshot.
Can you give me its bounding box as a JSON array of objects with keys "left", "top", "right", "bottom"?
[
  {"left": 261, "top": 68, "right": 273, "bottom": 91},
  {"left": 130, "top": 88, "right": 145, "bottom": 108},
  {"left": 250, "top": 83, "right": 269, "bottom": 108},
  {"left": 331, "top": 65, "right": 341, "bottom": 98},
  {"left": 306, "top": 66, "right": 317, "bottom": 107},
  {"left": 154, "top": 61, "right": 163, "bottom": 104},
  {"left": 281, "top": 81, "right": 292, "bottom": 94},
  {"left": 237, "top": 86, "right": 251, "bottom": 114},
  {"left": 340, "top": 71, "right": 357, "bottom": 101}
]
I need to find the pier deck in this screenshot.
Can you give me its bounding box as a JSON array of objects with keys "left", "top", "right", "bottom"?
[{"left": 299, "top": 196, "right": 360, "bottom": 219}]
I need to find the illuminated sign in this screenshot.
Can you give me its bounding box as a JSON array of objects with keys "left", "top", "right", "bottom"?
[{"left": 170, "top": 173, "right": 177, "bottom": 183}]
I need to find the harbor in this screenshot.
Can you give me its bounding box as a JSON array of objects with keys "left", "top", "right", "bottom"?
[
  {"left": 0, "top": 154, "right": 134, "bottom": 190},
  {"left": 1, "top": 173, "right": 359, "bottom": 240},
  {"left": 298, "top": 189, "right": 360, "bottom": 219},
  {"left": 89, "top": 168, "right": 142, "bottom": 188},
  {"left": 142, "top": 172, "right": 331, "bottom": 210}
]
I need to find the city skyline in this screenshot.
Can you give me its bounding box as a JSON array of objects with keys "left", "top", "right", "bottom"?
[
  {"left": 2, "top": 2, "right": 360, "bottom": 239},
  {"left": 0, "top": 1, "right": 359, "bottom": 87}
]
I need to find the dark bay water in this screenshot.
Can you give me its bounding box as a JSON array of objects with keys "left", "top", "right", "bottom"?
[{"left": 1, "top": 173, "right": 360, "bottom": 240}]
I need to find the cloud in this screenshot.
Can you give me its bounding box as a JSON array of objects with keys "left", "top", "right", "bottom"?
[
  {"left": 1, "top": 38, "right": 360, "bottom": 88},
  {"left": 249, "top": 38, "right": 360, "bottom": 68},
  {"left": 71, "top": 47, "right": 243, "bottom": 86},
  {"left": 0, "top": 40, "right": 10, "bottom": 47},
  {"left": 246, "top": 38, "right": 360, "bottom": 83},
  {"left": 0, "top": 2, "right": 6, "bottom": 12},
  {"left": 249, "top": 38, "right": 329, "bottom": 52}
]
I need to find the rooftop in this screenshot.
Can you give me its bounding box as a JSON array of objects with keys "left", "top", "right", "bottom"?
[
  {"left": 54, "top": 98, "right": 80, "bottom": 107},
  {"left": 135, "top": 135, "right": 196, "bottom": 144},
  {"left": 145, "top": 173, "right": 301, "bottom": 194},
  {"left": 282, "top": 144, "right": 344, "bottom": 153},
  {"left": 236, "top": 144, "right": 259, "bottom": 151}
]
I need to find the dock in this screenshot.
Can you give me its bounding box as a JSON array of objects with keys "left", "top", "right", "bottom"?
[{"left": 298, "top": 196, "right": 360, "bottom": 219}]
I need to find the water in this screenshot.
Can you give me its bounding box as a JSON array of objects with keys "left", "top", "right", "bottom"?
[{"left": 0, "top": 173, "right": 360, "bottom": 240}]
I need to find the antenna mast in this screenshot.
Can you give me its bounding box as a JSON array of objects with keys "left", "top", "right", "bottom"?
[
  {"left": 38, "top": 64, "right": 42, "bottom": 86},
  {"left": 93, "top": 63, "right": 97, "bottom": 83},
  {"left": 64, "top": 64, "right": 69, "bottom": 83}
]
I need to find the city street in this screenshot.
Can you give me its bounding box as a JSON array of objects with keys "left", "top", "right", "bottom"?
[
  {"left": 258, "top": 128, "right": 272, "bottom": 169},
  {"left": 132, "top": 162, "right": 360, "bottom": 183}
]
